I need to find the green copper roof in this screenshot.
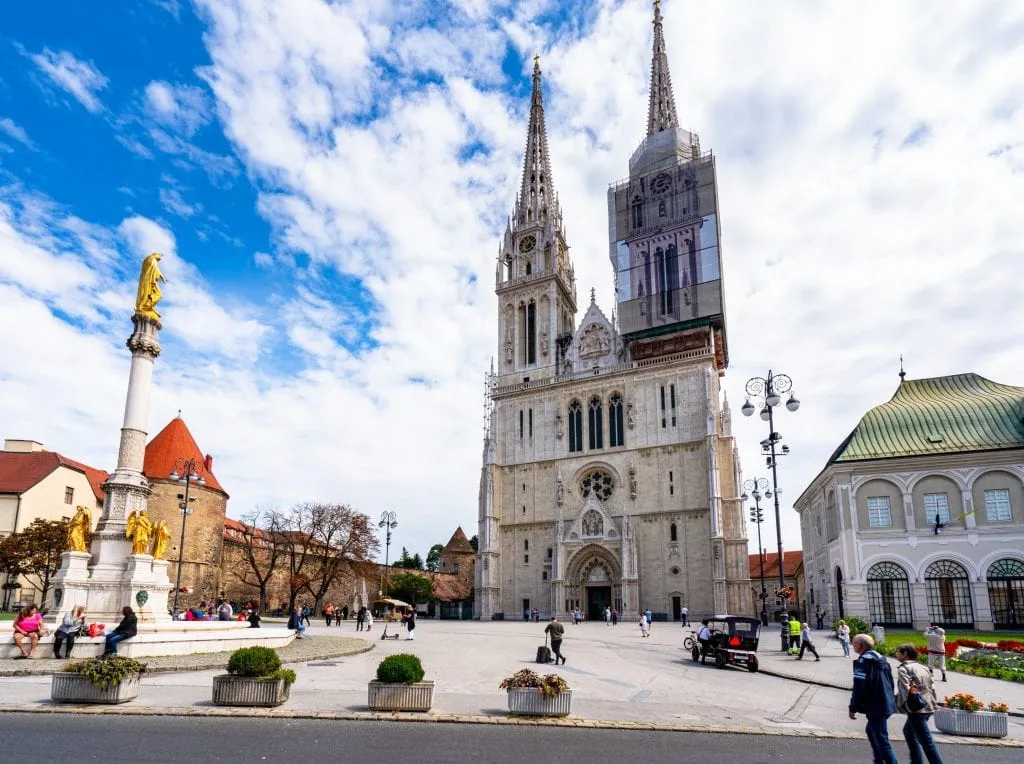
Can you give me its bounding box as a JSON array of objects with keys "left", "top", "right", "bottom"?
[{"left": 829, "top": 373, "right": 1024, "bottom": 463}]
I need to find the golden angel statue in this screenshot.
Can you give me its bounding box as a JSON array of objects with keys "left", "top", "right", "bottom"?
[
  {"left": 66, "top": 506, "right": 92, "bottom": 552},
  {"left": 135, "top": 252, "right": 167, "bottom": 321},
  {"left": 151, "top": 520, "right": 172, "bottom": 560},
  {"left": 125, "top": 509, "right": 154, "bottom": 555}
]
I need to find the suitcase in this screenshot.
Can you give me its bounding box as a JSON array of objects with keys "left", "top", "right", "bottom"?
[{"left": 536, "top": 634, "right": 552, "bottom": 664}]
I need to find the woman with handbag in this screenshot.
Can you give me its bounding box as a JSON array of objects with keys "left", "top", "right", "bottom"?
[
  {"left": 53, "top": 605, "right": 87, "bottom": 659},
  {"left": 895, "top": 643, "right": 944, "bottom": 764}
]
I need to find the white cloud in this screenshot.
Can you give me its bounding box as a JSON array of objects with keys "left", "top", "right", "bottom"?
[
  {"left": 145, "top": 81, "right": 211, "bottom": 137},
  {"left": 3, "top": 0, "right": 1023, "bottom": 560},
  {"left": 159, "top": 187, "right": 201, "bottom": 218},
  {"left": 29, "top": 48, "right": 109, "bottom": 113},
  {"left": 0, "top": 118, "right": 35, "bottom": 150}
]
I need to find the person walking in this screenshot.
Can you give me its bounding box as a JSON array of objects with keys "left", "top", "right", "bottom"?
[
  {"left": 848, "top": 633, "right": 898, "bottom": 764},
  {"left": 365, "top": 609, "right": 373, "bottom": 633},
  {"left": 611, "top": 609, "right": 618, "bottom": 625},
  {"left": 696, "top": 619, "right": 712, "bottom": 662},
  {"left": 680, "top": 606, "right": 689, "bottom": 627},
  {"left": 103, "top": 606, "right": 138, "bottom": 656},
  {"left": 404, "top": 609, "right": 416, "bottom": 641},
  {"left": 53, "top": 605, "right": 87, "bottom": 659},
  {"left": 638, "top": 612, "right": 650, "bottom": 638},
  {"left": 923, "top": 625, "right": 947, "bottom": 682},
  {"left": 356, "top": 606, "right": 365, "bottom": 632},
  {"left": 545, "top": 616, "right": 566, "bottom": 665},
  {"left": 644, "top": 608, "right": 652, "bottom": 632},
  {"left": 301, "top": 604, "right": 311, "bottom": 627},
  {"left": 796, "top": 622, "right": 821, "bottom": 661},
  {"left": 787, "top": 616, "right": 802, "bottom": 655},
  {"left": 837, "top": 619, "right": 852, "bottom": 657},
  {"left": 895, "top": 644, "right": 944, "bottom": 764},
  {"left": 324, "top": 604, "right": 334, "bottom": 627},
  {"left": 287, "top": 606, "right": 307, "bottom": 639},
  {"left": 604, "top": 606, "right": 611, "bottom": 626}
]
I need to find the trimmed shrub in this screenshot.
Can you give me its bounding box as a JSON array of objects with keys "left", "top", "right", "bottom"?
[
  {"left": 376, "top": 653, "right": 425, "bottom": 684},
  {"left": 227, "top": 646, "right": 281, "bottom": 678}
]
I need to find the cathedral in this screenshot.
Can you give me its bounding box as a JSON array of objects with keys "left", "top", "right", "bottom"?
[{"left": 475, "top": 4, "right": 752, "bottom": 622}]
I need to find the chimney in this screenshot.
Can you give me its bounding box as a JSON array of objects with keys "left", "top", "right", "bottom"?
[
  {"left": 204, "top": 454, "right": 213, "bottom": 472},
  {"left": 4, "top": 439, "right": 45, "bottom": 453}
]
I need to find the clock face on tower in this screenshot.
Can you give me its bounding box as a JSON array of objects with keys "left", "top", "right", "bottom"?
[
  {"left": 651, "top": 172, "right": 673, "bottom": 195},
  {"left": 519, "top": 235, "right": 536, "bottom": 253}
]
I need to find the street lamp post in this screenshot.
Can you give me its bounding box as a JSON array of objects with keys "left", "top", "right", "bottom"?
[
  {"left": 169, "top": 458, "right": 205, "bottom": 617},
  {"left": 741, "top": 370, "right": 799, "bottom": 650},
  {"left": 741, "top": 478, "right": 771, "bottom": 626},
  {"left": 378, "top": 511, "right": 398, "bottom": 598}
]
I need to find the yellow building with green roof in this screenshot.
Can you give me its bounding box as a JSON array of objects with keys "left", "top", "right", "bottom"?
[{"left": 795, "top": 373, "right": 1024, "bottom": 631}]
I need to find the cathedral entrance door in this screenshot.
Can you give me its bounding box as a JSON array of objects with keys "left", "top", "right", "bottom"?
[{"left": 587, "top": 586, "right": 611, "bottom": 621}]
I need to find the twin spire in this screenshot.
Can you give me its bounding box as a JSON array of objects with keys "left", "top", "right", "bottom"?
[{"left": 647, "top": 0, "right": 679, "bottom": 135}]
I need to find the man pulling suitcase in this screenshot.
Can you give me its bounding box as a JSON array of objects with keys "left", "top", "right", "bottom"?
[{"left": 544, "top": 616, "right": 566, "bottom": 665}]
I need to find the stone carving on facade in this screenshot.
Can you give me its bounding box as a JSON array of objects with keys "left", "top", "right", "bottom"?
[
  {"left": 579, "top": 323, "right": 611, "bottom": 359},
  {"left": 626, "top": 399, "right": 635, "bottom": 429},
  {"left": 540, "top": 328, "right": 548, "bottom": 356},
  {"left": 628, "top": 462, "right": 637, "bottom": 500},
  {"left": 555, "top": 413, "right": 564, "bottom": 439},
  {"left": 581, "top": 509, "right": 604, "bottom": 537},
  {"left": 555, "top": 469, "right": 564, "bottom": 505}
]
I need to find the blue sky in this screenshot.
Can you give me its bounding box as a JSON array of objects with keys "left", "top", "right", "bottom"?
[{"left": 1, "top": 0, "right": 1023, "bottom": 564}]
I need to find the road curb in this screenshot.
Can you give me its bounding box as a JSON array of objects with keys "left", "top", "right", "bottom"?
[{"left": 0, "top": 703, "right": 1021, "bottom": 745}]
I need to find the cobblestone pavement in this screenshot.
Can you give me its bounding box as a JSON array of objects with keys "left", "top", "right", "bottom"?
[{"left": 1, "top": 621, "right": 1021, "bottom": 745}]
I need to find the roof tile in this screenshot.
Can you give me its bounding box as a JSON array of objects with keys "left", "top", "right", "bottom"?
[{"left": 144, "top": 417, "right": 226, "bottom": 494}]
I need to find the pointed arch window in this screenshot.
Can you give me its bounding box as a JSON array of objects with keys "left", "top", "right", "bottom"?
[
  {"left": 568, "top": 400, "right": 583, "bottom": 453},
  {"left": 631, "top": 195, "right": 644, "bottom": 229},
  {"left": 588, "top": 396, "right": 604, "bottom": 450},
  {"left": 609, "top": 393, "right": 624, "bottom": 447},
  {"left": 520, "top": 300, "right": 536, "bottom": 365}
]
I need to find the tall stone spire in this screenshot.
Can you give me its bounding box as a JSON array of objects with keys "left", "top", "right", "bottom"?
[
  {"left": 647, "top": 0, "right": 679, "bottom": 136},
  {"left": 519, "top": 55, "right": 555, "bottom": 216}
]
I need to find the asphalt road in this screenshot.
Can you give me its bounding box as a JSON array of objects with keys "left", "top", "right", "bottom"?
[{"left": 5, "top": 714, "right": 1020, "bottom": 764}]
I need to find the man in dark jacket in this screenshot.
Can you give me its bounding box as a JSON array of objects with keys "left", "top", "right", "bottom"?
[
  {"left": 848, "top": 633, "right": 898, "bottom": 764},
  {"left": 544, "top": 616, "right": 566, "bottom": 665},
  {"left": 103, "top": 606, "right": 138, "bottom": 656}
]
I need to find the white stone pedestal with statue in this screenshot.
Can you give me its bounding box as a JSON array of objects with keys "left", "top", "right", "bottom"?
[{"left": 41, "top": 254, "right": 295, "bottom": 656}]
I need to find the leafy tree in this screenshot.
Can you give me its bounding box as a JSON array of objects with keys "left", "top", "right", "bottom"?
[
  {"left": 276, "top": 502, "right": 380, "bottom": 612},
  {"left": 0, "top": 519, "right": 67, "bottom": 606},
  {"left": 469, "top": 535, "right": 479, "bottom": 552},
  {"left": 394, "top": 547, "right": 424, "bottom": 570},
  {"left": 425, "top": 544, "right": 444, "bottom": 572},
  {"left": 228, "top": 507, "right": 288, "bottom": 613},
  {"left": 387, "top": 572, "right": 434, "bottom": 606}
]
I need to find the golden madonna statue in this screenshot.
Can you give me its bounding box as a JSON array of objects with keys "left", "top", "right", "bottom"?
[
  {"left": 125, "top": 509, "right": 154, "bottom": 555},
  {"left": 135, "top": 252, "right": 167, "bottom": 321},
  {"left": 66, "top": 506, "right": 92, "bottom": 552},
  {"left": 151, "top": 520, "right": 172, "bottom": 560}
]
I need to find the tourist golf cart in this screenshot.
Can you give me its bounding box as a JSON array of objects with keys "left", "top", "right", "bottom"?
[{"left": 689, "top": 615, "right": 761, "bottom": 672}]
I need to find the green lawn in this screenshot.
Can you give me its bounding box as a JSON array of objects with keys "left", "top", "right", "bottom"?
[
  {"left": 0, "top": 613, "right": 13, "bottom": 621},
  {"left": 881, "top": 630, "right": 1024, "bottom": 647}
]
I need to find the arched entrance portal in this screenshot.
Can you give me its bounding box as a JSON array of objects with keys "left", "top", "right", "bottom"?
[{"left": 565, "top": 544, "right": 621, "bottom": 621}]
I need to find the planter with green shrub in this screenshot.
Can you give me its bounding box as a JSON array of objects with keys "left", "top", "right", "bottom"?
[
  {"left": 51, "top": 656, "right": 146, "bottom": 704},
  {"left": 500, "top": 667, "right": 572, "bottom": 716},
  {"left": 367, "top": 653, "right": 433, "bottom": 712},
  {"left": 212, "top": 646, "right": 296, "bottom": 707}
]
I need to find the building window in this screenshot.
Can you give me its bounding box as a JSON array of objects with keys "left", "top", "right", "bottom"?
[
  {"left": 568, "top": 400, "right": 583, "bottom": 453},
  {"left": 528, "top": 408, "right": 533, "bottom": 438},
  {"left": 867, "top": 496, "right": 892, "bottom": 527},
  {"left": 581, "top": 470, "right": 614, "bottom": 501},
  {"left": 64, "top": 487, "right": 74, "bottom": 504},
  {"left": 524, "top": 539, "right": 529, "bottom": 551},
  {"left": 925, "top": 560, "right": 974, "bottom": 626},
  {"left": 984, "top": 489, "right": 1012, "bottom": 522},
  {"left": 631, "top": 195, "right": 643, "bottom": 229},
  {"left": 658, "top": 200, "right": 666, "bottom": 217},
  {"left": 547, "top": 547, "right": 553, "bottom": 559},
  {"left": 866, "top": 562, "right": 912, "bottom": 627},
  {"left": 670, "top": 384, "right": 676, "bottom": 426},
  {"left": 588, "top": 396, "right": 603, "bottom": 450},
  {"left": 670, "top": 523, "right": 677, "bottom": 542},
  {"left": 924, "top": 493, "right": 951, "bottom": 525},
  {"left": 524, "top": 554, "right": 529, "bottom": 564},
  {"left": 608, "top": 393, "right": 624, "bottom": 447},
  {"left": 453, "top": 563, "right": 459, "bottom": 574},
  {"left": 519, "top": 410, "right": 524, "bottom": 439},
  {"left": 542, "top": 571, "right": 548, "bottom": 581},
  {"left": 660, "top": 386, "right": 666, "bottom": 428}
]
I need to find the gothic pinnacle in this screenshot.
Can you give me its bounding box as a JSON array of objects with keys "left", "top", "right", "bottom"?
[
  {"left": 647, "top": 0, "right": 679, "bottom": 135},
  {"left": 519, "top": 54, "right": 555, "bottom": 217}
]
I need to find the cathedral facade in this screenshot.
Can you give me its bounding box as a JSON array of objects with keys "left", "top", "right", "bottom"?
[{"left": 476, "top": 4, "right": 751, "bottom": 622}]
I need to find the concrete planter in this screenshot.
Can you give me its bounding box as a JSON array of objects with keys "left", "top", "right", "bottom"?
[
  {"left": 934, "top": 707, "right": 1008, "bottom": 738},
  {"left": 506, "top": 687, "right": 572, "bottom": 717},
  {"left": 367, "top": 680, "right": 434, "bottom": 712},
  {"left": 51, "top": 672, "right": 140, "bottom": 704},
  {"left": 212, "top": 675, "right": 291, "bottom": 707}
]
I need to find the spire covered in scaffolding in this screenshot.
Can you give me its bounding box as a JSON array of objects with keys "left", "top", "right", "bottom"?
[{"left": 647, "top": 0, "right": 679, "bottom": 136}]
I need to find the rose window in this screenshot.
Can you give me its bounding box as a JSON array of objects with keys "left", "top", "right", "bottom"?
[{"left": 581, "top": 470, "right": 613, "bottom": 501}]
